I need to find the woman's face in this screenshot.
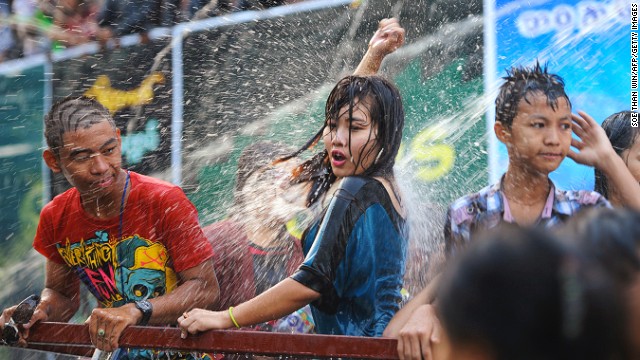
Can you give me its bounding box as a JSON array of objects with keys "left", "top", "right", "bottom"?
[
  {"left": 622, "top": 135, "right": 640, "bottom": 182},
  {"left": 322, "top": 99, "right": 380, "bottom": 178}
]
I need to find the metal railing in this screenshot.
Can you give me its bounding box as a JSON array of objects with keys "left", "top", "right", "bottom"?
[{"left": 18, "top": 322, "right": 399, "bottom": 359}]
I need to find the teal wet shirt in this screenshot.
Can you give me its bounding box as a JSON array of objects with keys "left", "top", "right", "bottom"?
[{"left": 291, "top": 176, "right": 408, "bottom": 337}]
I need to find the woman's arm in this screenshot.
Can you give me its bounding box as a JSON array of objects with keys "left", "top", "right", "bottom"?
[
  {"left": 353, "top": 18, "right": 405, "bottom": 76},
  {"left": 178, "top": 278, "right": 319, "bottom": 335}
]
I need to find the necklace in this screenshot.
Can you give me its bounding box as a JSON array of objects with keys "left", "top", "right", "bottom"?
[{"left": 118, "top": 171, "right": 131, "bottom": 241}]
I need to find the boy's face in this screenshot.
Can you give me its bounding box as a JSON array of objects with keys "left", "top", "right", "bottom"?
[
  {"left": 44, "top": 120, "right": 123, "bottom": 198},
  {"left": 496, "top": 91, "right": 572, "bottom": 175}
]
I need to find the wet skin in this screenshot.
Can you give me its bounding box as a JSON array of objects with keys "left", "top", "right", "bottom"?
[
  {"left": 621, "top": 134, "right": 640, "bottom": 183},
  {"left": 44, "top": 121, "right": 127, "bottom": 218},
  {"left": 323, "top": 100, "right": 380, "bottom": 179},
  {"left": 498, "top": 92, "right": 573, "bottom": 176}
]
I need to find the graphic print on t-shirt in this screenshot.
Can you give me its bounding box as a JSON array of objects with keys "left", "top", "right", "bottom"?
[{"left": 56, "top": 230, "right": 178, "bottom": 308}]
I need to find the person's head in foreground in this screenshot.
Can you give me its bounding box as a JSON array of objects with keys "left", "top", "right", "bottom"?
[
  {"left": 438, "top": 224, "right": 625, "bottom": 360},
  {"left": 560, "top": 207, "right": 640, "bottom": 359}
]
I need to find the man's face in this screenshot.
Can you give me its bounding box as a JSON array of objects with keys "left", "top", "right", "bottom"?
[
  {"left": 498, "top": 91, "right": 572, "bottom": 175},
  {"left": 52, "top": 121, "right": 123, "bottom": 198}
]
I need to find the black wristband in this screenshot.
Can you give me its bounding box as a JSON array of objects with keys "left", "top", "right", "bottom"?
[{"left": 134, "top": 300, "right": 152, "bottom": 326}]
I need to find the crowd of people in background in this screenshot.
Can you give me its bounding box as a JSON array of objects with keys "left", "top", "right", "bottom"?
[{"left": 0, "top": 0, "right": 301, "bottom": 62}]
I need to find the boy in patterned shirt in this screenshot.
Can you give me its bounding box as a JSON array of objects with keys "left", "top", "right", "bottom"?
[
  {"left": 445, "top": 62, "right": 611, "bottom": 256},
  {"left": 385, "top": 63, "right": 640, "bottom": 360}
]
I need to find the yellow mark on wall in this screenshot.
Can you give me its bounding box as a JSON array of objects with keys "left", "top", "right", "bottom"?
[
  {"left": 84, "top": 72, "right": 165, "bottom": 114},
  {"left": 408, "top": 124, "right": 456, "bottom": 182}
]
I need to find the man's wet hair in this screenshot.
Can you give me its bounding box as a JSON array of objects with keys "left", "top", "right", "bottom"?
[
  {"left": 495, "top": 61, "right": 571, "bottom": 127},
  {"left": 44, "top": 96, "right": 115, "bottom": 156},
  {"left": 595, "top": 111, "right": 640, "bottom": 198}
]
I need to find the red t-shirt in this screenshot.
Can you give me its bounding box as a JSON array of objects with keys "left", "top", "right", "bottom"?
[
  {"left": 33, "top": 171, "right": 214, "bottom": 308},
  {"left": 203, "top": 219, "right": 303, "bottom": 311}
]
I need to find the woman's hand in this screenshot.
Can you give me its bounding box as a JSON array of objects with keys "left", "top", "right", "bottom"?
[
  {"left": 177, "top": 308, "right": 233, "bottom": 338},
  {"left": 368, "top": 18, "right": 406, "bottom": 58},
  {"left": 354, "top": 18, "right": 405, "bottom": 76}
]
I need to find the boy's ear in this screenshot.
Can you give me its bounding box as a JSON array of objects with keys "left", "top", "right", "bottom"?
[
  {"left": 115, "top": 127, "right": 122, "bottom": 147},
  {"left": 494, "top": 121, "right": 511, "bottom": 144},
  {"left": 43, "top": 149, "right": 62, "bottom": 173}
]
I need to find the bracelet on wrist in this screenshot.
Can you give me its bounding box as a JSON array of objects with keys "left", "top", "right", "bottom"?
[{"left": 228, "top": 306, "right": 241, "bottom": 329}]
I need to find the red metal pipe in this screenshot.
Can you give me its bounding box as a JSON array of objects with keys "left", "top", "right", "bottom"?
[{"left": 23, "top": 322, "right": 399, "bottom": 359}]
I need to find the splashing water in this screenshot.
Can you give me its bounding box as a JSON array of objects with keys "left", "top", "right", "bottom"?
[{"left": 12, "top": 0, "right": 620, "bottom": 356}]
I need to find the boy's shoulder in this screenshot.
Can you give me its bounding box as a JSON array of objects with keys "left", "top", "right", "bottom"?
[
  {"left": 447, "top": 181, "right": 611, "bottom": 225},
  {"left": 447, "top": 182, "right": 502, "bottom": 226},
  {"left": 130, "top": 171, "right": 178, "bottom": 189},
  {"left": 129, "top": 171, "right": 184, "bottom": 197},
  {"left": 42, "top": 186, "right": 80, "bottom": 215},
  {"left": 552, "top": 188, "right": 611, "bottom": 213}
]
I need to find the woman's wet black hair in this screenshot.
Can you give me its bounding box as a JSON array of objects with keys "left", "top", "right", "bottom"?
[
  {"left": 280, "top": 75, "right": 404, "bottom": 207},
  {"left": 495, "top": 61, "right": 571, "bottom": 128},
  {"left": 594, "top": 111, "right": 640, "bottom": 198},
  {"left": 438, "top": 224, "right": 626, "bottom": 360}
]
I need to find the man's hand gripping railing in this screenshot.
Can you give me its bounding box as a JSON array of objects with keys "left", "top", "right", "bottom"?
[{"left": 1, "top": 294, "right": 40, "bottom": 345}]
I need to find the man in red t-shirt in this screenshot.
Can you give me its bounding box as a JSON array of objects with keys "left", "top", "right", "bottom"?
[{"left": 0, "top": 96, "right": 219, "bottom": 359}]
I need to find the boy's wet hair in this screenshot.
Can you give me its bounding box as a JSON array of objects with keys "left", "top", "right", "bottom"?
[
  {"left": 595, "top": 111, "right": 640, "bottom": 198},
  {"left": 495, "top": 62, "right": 571, "bottom": 127},
  {"left": 282, "top": 75, "right": 405, "bottom": 207},
  {"left": 44, "top": 96, "right": 115, "bottom": 156}
]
